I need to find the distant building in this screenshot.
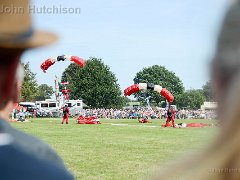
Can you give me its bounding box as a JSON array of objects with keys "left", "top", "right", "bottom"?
[{"left": 201, "top": 102, "right": 218, "bottom": 110}]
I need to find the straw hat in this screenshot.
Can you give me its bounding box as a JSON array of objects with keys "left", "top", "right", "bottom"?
[{"left": 0, "top": 0, "right": 57, "bottom": 48}]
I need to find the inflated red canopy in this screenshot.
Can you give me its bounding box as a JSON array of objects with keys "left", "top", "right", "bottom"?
[
  {"left": 40, "top": 55, "right": 85, "bottom": 73},
  {"left": 124, "top": 83, "right": 174, "bottom": 103}
]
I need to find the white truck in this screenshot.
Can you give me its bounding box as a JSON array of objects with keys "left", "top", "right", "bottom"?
[
  {"left": 35, "top": 100, "right": 60, "bottom": 117},
  {"left": 35, "top": 99, "right": 83, "bottom": 117},
  {"left": 63, "top": 99, "right": 84, "bottom": 116}
]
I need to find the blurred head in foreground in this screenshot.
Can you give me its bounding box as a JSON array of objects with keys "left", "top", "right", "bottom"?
[
  {"left": 0, "top": 0, "right": 74, "bottom": 179},
  {"left": 0, "top": 0, "right": 57, "bottom": 115},
  {"left": 0, "top": 0, "right": 57, "bottom": 112},
  {"left": 212, "top": 0, "right": 240, "bottom": 122},
  {"left": 154, "top": 0, "right": 240, "bottom": 179}
]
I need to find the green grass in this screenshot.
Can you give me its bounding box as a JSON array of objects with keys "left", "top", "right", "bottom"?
[{"left": 11, "top": 118, "right": 218, "bottom": 180}]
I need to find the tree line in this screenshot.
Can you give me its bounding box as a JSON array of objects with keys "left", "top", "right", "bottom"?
[
  {"left": 21, "top": 58, "right": 215, "bottom": 109},
  {"left": 21, "top": 62, "right": 54, "bottom": 102}
]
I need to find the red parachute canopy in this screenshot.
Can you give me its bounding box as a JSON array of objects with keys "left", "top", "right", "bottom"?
[
  {"left": 124, "top": 84, "right": 140, "bottom": 96},
  {"left": 124, "top": 83, "right": 174, "bottom": 103},
  {"left": 40, "top": 55, "right": 85, "bottom": 73},
  {"left": 61, "top": 82, "right": 69, "bottom": 85}
]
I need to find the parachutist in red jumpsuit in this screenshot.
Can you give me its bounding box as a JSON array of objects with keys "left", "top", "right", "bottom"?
[
  {"left": 165, "top": 106, "right": 176, "bottom": 127},
  {"left": 61, "top": 105, "right": 70, "bottom": 124}
]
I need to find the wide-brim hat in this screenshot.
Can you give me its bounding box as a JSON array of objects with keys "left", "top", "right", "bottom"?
[{"left": 0, "top": 0, "right": 57, "bottom": 49}]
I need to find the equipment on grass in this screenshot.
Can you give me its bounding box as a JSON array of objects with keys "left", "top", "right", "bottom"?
[
  {"left": 162, "top": 123, "right": 211, "bottom": 128},
  {"left": 76, "top": 115, "right": 101, "bottom": 124},
  {"left": 138, "top": 119, "right": 152, "bottom": 123}
]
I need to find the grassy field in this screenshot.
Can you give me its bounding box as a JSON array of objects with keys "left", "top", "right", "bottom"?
[{"left": 11, "top": 118, "right": 218, "bottom": 180}]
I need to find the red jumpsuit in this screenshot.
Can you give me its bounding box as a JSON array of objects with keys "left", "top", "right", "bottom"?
[
  {"left": 61, "top": 107, "right": 69, "bottom": 124},
  {"left": 165, "top": 108, "right": 176, "bottom": 127}
]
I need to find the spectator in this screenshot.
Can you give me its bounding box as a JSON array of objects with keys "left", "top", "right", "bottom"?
[
  {"left": 0, "top": 0, "right": 73, "bottom": 179},
  {"left": 153, "top": 1, "right": 240, "bottom": 179}
]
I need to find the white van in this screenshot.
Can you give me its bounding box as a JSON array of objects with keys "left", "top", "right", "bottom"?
[
  {"left": 35, "top": 100, "right": 60, "bottom": 117},
  {"left": 64, "top": 100, "right": 83, "bottom": 116},
  {"left": 35, "top": 99, "right": 83, "bottom": 117},
  {"left": 19, "top": 102, "right": 36, "bottom": 112}
]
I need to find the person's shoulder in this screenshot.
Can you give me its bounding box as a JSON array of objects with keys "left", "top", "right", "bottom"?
[
  {"left": 0, "top": 142, "right": 74, "bottom": 180},
  {"left": 0, "top": 119, "right": 65, "bottom": 167}
]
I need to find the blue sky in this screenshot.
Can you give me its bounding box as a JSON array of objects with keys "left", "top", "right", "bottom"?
[{"left": 22, "top": 0, "right": 230, "bottom": 94}]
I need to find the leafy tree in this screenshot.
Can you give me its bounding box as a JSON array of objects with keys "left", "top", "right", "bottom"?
[
  {"left": 202, "top": 80, "right": 215, "bottom": 101},
  {"left": 21, "top": 62, "right": 38, "bottom": 102},
  {"left": 35, "top": 84, "right": 54, "bottom": 101},
  {"left": 175, "top": 89, "right": 206, "bottom": 109},
  {"left": 133, "top": 65, "right": 184, "bottom": 105},
  {"left": 62, "top": 57, "right": 124, "bottom": 108}
]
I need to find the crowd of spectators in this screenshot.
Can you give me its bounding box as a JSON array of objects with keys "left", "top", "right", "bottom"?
[
  {"left": 82, "top": 107, "right": 217, "bottom": 120},
  {"left": 13, "top": 106, "right": 217, "bottom": 120}
]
